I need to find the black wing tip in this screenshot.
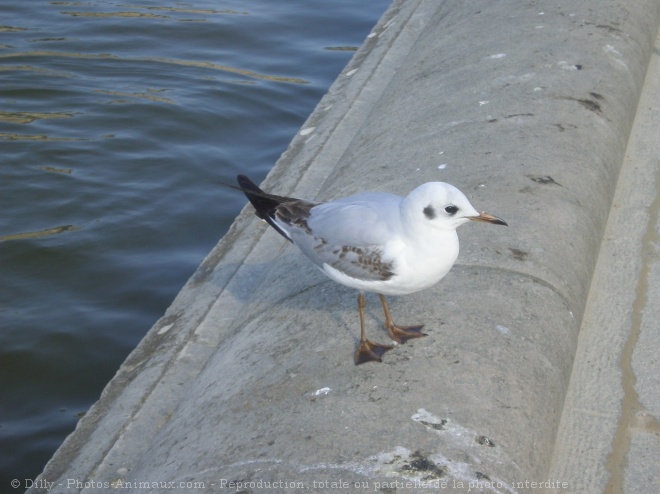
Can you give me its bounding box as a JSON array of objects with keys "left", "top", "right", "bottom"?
[
  {"left": 233, "top": 175, "right": 293, "bottom": 242},
  {"left": 236, "top": 174, "right": 260, "bottom": 191}
]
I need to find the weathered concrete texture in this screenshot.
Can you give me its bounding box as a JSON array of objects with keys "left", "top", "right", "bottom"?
[
  {"left": 32, "top": 1, "right": 660, "bottom": 493},
  {"left": 548, "top": 25, "right": 660, "bottom": 494}
]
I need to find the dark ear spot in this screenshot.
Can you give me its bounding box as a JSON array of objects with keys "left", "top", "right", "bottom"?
[{"left": 423, "top": 205, "right": 436, "bottom": 219}]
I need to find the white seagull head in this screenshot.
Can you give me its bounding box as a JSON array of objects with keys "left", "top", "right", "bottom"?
[{"left": 402, "top": 182, "right": 507, "bottom": 232}]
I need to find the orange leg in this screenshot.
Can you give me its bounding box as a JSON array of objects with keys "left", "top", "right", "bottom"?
[
  {"left": 379, "top": 294, "right": 427, "bottom": 344},
  {"left": 354, "top": 293, "right": 394, "bottom": 365}
]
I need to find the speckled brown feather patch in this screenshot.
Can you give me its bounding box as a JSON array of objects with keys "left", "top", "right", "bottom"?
[{"left": 330, "top": 245, "right": 395, "bottom": 281}]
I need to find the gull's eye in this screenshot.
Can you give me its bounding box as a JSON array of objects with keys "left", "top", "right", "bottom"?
[{"left": 445, "top": 205, "right": 458, "bottom": 215}]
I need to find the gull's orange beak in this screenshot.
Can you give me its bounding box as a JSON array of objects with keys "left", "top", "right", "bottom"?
[{"left": 469, "top": 212, "right": 508, "bottom": 226}]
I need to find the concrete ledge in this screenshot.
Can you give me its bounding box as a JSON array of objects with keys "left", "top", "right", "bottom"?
[
  {"left": 33, "top": 1, "right": 660, "bottom": 492},
  {"left": 548, "top": 25, "right": 660, "bottom": 494}
]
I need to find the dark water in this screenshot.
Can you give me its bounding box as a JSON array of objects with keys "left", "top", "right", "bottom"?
[{"left": 0, "top": 0, "right": 389, "bottom": 485}]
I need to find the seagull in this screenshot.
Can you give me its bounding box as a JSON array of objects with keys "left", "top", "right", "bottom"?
[{"left": 233, "top": 175, "right": 507, "bottom": 365}]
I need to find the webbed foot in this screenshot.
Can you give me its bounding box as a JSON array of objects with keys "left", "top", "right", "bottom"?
[
  {"left": 354, "top": 339, "right": 394, "bottom": 365},
  {"left": 386, "top": 324, "right": 427, "bottom": 344}
]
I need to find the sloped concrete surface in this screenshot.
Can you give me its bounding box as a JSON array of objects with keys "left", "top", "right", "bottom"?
[
  {"left": 548, "top": 25, "right": 660, "bottom": 494},
  {"left": 30, "top": 1, "right": 660, "bottom": 493}
]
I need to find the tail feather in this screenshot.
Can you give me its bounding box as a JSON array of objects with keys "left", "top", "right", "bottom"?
[{"left": 236, "top": 175, "right": 293, "bottom": 242}]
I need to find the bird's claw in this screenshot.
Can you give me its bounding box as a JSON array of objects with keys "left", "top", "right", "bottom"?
[
  {"left": 386, "top": 324, "right": 427, "bottom": 344},
  {"left": 354, "top": 339, "right": 394, "bottom": 365}
]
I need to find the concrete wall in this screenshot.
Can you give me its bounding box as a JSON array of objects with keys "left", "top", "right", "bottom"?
[{"left": 32, "top": 1, "right": 660, "bottom": 493}]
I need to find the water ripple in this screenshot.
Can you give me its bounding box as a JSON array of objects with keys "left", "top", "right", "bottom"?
[
  {"left": 0, "top": 110, "right": 73, "bottom": 124},
  {"left": 0, "top": 225, "right": 81, "bottom": 243},
  {"left": 0, "top": 50, "right": 310, "bottom": 84}
]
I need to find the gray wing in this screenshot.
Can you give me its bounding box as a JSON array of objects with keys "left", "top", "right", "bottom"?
[{"left": 277, "top": 193, "right": 402, "bottom": 282}]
